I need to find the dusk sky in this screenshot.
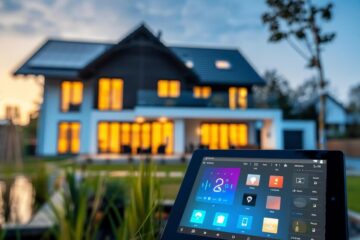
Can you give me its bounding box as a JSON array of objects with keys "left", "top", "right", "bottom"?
[{"left": 0, "top": 0, "right": 359, "bottom": 123}]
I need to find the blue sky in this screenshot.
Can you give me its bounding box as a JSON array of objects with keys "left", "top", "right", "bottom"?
[{"left": 0, "top": 0, "right": 359, "bottom": 122}]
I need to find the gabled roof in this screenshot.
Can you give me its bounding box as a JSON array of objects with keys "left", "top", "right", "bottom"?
[
  {"left": 80, "top": 23, "right": 198, "bottom": 81},
  {"left": 14, "top": 23, "right": 265, "bottom": 86},
  {"left": 15, "top": 40, "right": 111, "bottom": 78},
  {"left": 170, "top": 46, "right": 265, "bottom": 85}
]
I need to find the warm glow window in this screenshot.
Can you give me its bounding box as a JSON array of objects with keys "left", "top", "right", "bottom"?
[
  {"left": 193, "top": 86, "right": 211, "bottom": 99},
  {"left": 97, "top": 121, "right": 174, "bottom": 154},
  {"left": 157, "top": 80, "right": 180, "bottom": 98},
  {"left": 98, "top": 78, "right": 123, "bottom": 110},
  {"left": 61, "top": 81, "right": 83, "bottom": 112},
  {"left": 57, "top": 122, "right": 81, "bottom": 154},
  {"left": 200, "top": 123, "right": 248, "bottom": 149},
  {"left": 229, "top": 87, "right": 248, "bottom": 109}
]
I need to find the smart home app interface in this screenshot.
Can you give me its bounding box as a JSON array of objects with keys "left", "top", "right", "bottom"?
[{"left": 178, "top": 157, "right": 327, "bottom": 240}]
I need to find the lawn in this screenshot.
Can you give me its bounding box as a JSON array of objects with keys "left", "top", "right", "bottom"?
[
  {"left": 347, "top": 176, "right": 360, "bottom": 212},
  {"left": 2, "top": 157, "right": 360, "bottom": 211}
]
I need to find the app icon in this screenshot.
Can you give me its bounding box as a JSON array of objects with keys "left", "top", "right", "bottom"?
[
  {"left": 292, "top": 220, "right": 307, "bottom": 233},
  {"left": 269, "top": 175, "right": 284, "bottom": 188},
  {"left": 293, "top": 197, "right": 308, "bottom": 208},
  {"left": 190, "top": 210, "right": 206, "bottom": 224},
  {"left": 266, "top": 196, "right": 281, "bottom": 210},
  {"left": 246, "top": 174, "right": 261, "bottom": 186},
  {"left": 237, "top": 215, "right": 253, "bottom": 230},
  {"left": 213, "top": 212, "right": 229, "bottom": 227},
  {"left": 262, "top": 217, "right": 279, "bottom": 234},
  {"left": 242, "top": 193, "right": 257, "bottom": 206},
  {"left": 292, "top": 173, "right": 309, "bottom": 188},
  {"left": 196, "top": 168, "right": 240, "bottom": 205}
]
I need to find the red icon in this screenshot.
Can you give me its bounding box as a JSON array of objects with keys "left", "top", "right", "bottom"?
[{"left": 269, "top": 176, "right": 284, "bottom": 188}]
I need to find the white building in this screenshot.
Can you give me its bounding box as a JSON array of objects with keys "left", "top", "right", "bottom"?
[{"left": 14, "top": 24, "right": 316, "bottom": 157}]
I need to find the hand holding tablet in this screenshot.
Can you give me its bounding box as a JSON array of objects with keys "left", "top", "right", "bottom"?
[{"left": 162, "top": 150, "right": 348, "bottom": 240}]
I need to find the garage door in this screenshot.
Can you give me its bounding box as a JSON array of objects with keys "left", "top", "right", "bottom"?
[{"left": 283, "top": 130, "right": 303, "bottom": 149}]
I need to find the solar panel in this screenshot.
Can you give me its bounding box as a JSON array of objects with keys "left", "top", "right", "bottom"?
[{"left": 28, "top": 41, "right": 109, "bottom": 69}]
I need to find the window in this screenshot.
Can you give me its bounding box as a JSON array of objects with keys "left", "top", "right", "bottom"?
[
  {"left": 193, "top": 86, "right": 212, "bottom": 99},
  {"left": 97, "top": 121, "right": 174, "bottom": 154},
  {"left": 57, "top": 122, "right": 81, "bottom": 154},
  {"left": 61, "top": 81, "right": 83, "bottom": 112},
  {"left": 98, "top": 78, "right": 123, "bottom": 110},
  {"left": 200, "top": 123, "right": 248, "bottom": 149},
  {"left": 157, "top": 80, "right": 180, "bottom": 98},
  {"left": 229, "top": 87, "right": 248, "bottom": 109},
  {"left": 215, "top": 60, "right": 231, "bottom": 70},
  {"left": 185, "top": 60, "right": 194, "bottom": 68}
]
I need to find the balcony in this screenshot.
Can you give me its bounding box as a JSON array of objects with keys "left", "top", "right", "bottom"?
[{"left": 137, "top": 90, "right": 254, "bottom": 108}]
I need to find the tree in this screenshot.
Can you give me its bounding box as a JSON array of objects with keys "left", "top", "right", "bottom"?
[
  {"left": 348, "top": 84, "right": 360, "bottom": 113},
  {"left": 253, "top": 70, "right": 293, "bottom": 118},
  {"left": 262, "top": 0, "right": 336, "bottom": 149}
]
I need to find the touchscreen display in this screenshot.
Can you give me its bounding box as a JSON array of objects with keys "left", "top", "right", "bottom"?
[{"left": 178, "top": 157, "right": 327, "bottom": 240}]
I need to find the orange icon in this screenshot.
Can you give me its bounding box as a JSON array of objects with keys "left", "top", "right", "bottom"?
[{"left": 269, "top": 176, "right": 284, "bottom": 188}]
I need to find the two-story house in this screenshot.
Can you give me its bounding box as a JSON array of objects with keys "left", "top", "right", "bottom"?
[{"left": 14, "top": 24, "right": 316, "bottom": 157}]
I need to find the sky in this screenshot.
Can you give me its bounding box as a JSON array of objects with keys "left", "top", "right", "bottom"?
[{"left": 0, "top": 0, "right": 359, "bottom": 124}]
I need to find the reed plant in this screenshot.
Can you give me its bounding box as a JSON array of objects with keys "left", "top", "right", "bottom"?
[
  {"left": 111, "top": 162, "right": 162, "bottom": 240},
  {"left": 50, "top": 168, "right": 105, "bottom": 240}
]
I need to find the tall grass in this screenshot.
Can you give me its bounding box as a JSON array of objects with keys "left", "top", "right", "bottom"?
[
  {"left": 50, "top": 169, "right": 105, "bottom": 240},
  {"left": 112, "top": 163, "right": 162, "bottom": 240}
]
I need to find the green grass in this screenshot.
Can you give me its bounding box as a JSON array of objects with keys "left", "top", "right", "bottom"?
[{"left": 347, "top": 176, "right": 360, "bottom": 212}]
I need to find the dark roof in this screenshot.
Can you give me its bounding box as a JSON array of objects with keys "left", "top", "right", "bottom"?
[
  {"left": 14, "top": 24, "right": 265, "bottom": 86},
  {"left": 170, "top": 46, "right": 265, "bottom": 85},
  {"left": 14, "top": 40, "right": 111, "bottom": 78}
]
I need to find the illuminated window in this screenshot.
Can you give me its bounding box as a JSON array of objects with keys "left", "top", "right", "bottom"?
[
  {"left": 98, "top": 78, "right": 123, "bottom": 110},
  {"left": 193, "top": 86, "right": 211, "bottom": 98},
  {"left": 157, "top": 80, "right": 180, "bottom": 98},
  {"left": 61, "top": 81, "right": 83, "bottom": 112},
  {"left": 215, "top": 60, "right": 231, "bottom": 69},
  {"left": 200, "top": 123, "right": 248, "bottom": 149},
  {"left": 229, "top": 87, "right": 248, "bottom": 109},
  {"left": 97, "top": 121, "right": 174, "bottom": 155},
  {"left": 185, "top": 60, "right": 194, "bottom": 68},
  {"left": 57, "top": 122, "right": 81, "bottom": 154}
]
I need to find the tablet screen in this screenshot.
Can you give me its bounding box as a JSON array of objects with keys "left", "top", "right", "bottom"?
[{"left": 178, "top": 157, "right": 327, "bottom": 240}]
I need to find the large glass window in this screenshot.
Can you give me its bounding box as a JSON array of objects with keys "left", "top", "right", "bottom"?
[
  {"left": 193, "top": 86, "right": 211, "bottom": 99},
  {"left": 57, "top": 122, "right": 81, "bottom": 154},
  {"left": 157, "top": 80, "right": 180, "bottom": 98},
  {"left": 61, "top": 81, "right": 83, "bottom": 112},
  {"left": 229, "top": 87, "right": 248, "bottom": 109},
  {"left": 200, "top": 123, "right": 248, "bottom": 149},
  {"left": 97, "top": 121, "right": 174, "bottom": 154},
  {"left": 98, "top": 78, "right": 123, "bottom": 110}
]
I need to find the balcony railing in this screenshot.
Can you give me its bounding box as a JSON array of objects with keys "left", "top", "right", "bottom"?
[{"left": 137, "top": 90, "right": 254, "bottom": 108}]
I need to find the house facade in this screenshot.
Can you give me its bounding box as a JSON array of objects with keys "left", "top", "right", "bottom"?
[{"left": 15, "top": 24, "right": 316, "bottom": 157}]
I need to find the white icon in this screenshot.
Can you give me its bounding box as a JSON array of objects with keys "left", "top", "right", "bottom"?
[
  {"left": 250, "top": 177, "right": 257, "bottom": 184},
  {"left": 296, "top": 177, "right": 305, "bottom": 184},
  {"left": 232, "top": 235, "right": 236, "bottom": 239},
  {"left": 216, "top": 215, "right": 225, "bottom": 224},
  {"left": 216, "top": 233, "right": 220, "bottom": 237},
  {"left": 312, "top": 228, "right": 316, "bottom": 233},
  {"left": 284, "top": 164, "right": 288, "bottom": 167},
  {"left": 194, "top": 212, "right": 203, "bottom": 219},
  {"left": 203, "top": 231, "right": 207, "bottom": 235},
  {"left": 320, "top": 160, "right": 324, "bottom": 164},
  {"left": 191, "top": 229, "right": 196, "bottom": 233},
  {"left": 246, "top": 196, "right": 253, "bottom": 203},
  {"left": 241, "top": 217, "right": 249, "bottom": 227}
]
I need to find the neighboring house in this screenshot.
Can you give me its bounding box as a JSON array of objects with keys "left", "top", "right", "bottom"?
[
  {"left": 295, "top": 94, "right": 348, "bottom": 137},
  {"left": 14, "top": 24, "right": 316, "bottom": 156}
]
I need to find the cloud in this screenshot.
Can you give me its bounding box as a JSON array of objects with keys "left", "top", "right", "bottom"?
[{"left": 0, "top": 0, "right": 262, "bottom": 42}]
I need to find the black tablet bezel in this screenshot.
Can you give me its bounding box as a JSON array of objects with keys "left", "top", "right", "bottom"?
[{"left": 161, "top": 150, "right": 348, "bottom": 240}]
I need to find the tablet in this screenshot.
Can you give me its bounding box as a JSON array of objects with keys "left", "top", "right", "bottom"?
[{"left": 162, "top": 150, "right": 348, "bottom": 240}]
